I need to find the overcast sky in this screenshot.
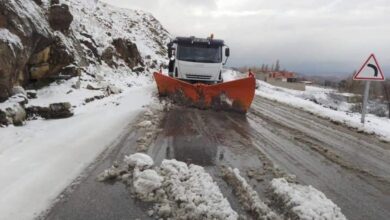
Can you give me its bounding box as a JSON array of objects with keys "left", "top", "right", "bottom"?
[{"left": 103, "top": 0, "right": 389, "bottom": 76}]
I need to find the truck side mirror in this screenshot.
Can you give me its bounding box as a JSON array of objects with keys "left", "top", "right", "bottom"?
[
  {"left": 168, "top": 48, "right": 173, "bottom": 58},
  {"left": 225, "top": 48, "right": 230, "bottom": 57}
]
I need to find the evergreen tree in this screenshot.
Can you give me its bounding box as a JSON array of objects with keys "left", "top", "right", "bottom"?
[{"left": 275, "top": 60, "right": 280, "bottom": 71}]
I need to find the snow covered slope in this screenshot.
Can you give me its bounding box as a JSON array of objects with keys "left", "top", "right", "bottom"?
[
  {"left": 256, "top": 80, "right": 390, "bottom": 142},
  {"left": 64, "top": 0, "right": 170, "bottom": 62}
]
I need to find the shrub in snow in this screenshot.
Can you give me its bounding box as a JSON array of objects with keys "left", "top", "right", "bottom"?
[
  {"left": 270, "top": 178, "right": 346, "bottom": 220},
  {"left": 124, "top": 153, "right": 154, "bottom": 170}
]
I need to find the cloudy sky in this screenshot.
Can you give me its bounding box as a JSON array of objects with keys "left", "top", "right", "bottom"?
[{"left": 103, "top": 0, "right": 389, "bottom": 76}]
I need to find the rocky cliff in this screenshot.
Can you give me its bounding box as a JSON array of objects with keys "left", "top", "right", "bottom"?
[
  {"left": 0, "top": 0, "right": 170, "bottom": 126},
  {"left": 0, "top": 0, "right": 170, "bottom": 102}
]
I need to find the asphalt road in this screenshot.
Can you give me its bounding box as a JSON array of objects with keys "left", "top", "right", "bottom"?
[{"left": 42, "top": 96, "right": 390, "bottom": 220}]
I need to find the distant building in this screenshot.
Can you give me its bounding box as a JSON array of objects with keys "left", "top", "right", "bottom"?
[
  {"left": 267, "top": 71, "right": 297, "bottom": 82},
  {"left": 254, "top": 71, "right": 297, "bottom": 82},
  {"left": 254, "top": 70, "right": 305, "bottom": 91}
]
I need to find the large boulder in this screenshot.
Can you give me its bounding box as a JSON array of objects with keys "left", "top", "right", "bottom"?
[
  {"left": 0, "top": 0, "right": 54, "bottom": 101},
  {"left": 101, "top": 46, "right": 117, "bottom": 68},
  {"left": 0, "top": 103, "right": 26, "bottom": 126},
  {"left": 112, "top": 38, "right": 143, "bottom": 69},
  {"left": 48, "top": 4, "right": 73, "bottom": 32},
  {"left": 27, "top": 102, "right": 73, "bottom": 119},
  {"left": 28, "top": 36, "right": 75, "bottom": 80}
]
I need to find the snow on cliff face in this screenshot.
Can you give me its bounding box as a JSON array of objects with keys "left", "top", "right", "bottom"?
[
  {"left": 64, "top": 0, "right": 171, "bottom": 62},
  {"left": 1, "top": 0, "right": 171, "bottom": 124},
  {"left": 0, "top": 28, "right": 23, "bottom": 57},
  {"left": 1, "top": 0, "right": 171, "bottom": 103}
]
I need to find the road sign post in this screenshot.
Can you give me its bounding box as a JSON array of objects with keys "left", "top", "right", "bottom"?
[
  {"left": 361, "top": 81, "right": 370, "bottom": 124},
  {"left": 353, "top": 54, "right": 385, "bottom": 124}
]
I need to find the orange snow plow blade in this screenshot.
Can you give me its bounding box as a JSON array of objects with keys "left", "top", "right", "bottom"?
[{"left": 153, "top": 72, "right": 256, "bottom": 113}]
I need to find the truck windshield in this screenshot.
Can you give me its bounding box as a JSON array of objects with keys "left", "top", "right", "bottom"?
[{"left": 177, "top": 45, "right": 222, "bottom": 63}]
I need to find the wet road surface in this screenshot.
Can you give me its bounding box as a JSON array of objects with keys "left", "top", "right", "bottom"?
[{"left": 43, "top": 96, "right": 390, "bottom": 220}]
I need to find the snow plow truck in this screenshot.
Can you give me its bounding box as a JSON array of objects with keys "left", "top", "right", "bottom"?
[{"left": 153, "top": 35, "right": 255, "bottom": 113}]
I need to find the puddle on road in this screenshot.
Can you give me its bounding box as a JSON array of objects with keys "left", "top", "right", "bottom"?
[
  {"left": 170, "top": 135, "right": 217, "bottom": 166},
  {"left": 162, "top": 133, "right": 264, "bottom": 171}
]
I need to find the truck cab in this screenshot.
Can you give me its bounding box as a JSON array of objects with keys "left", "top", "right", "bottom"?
[{"left": 168, "top": 36, "right": 230, "bottom": 84}]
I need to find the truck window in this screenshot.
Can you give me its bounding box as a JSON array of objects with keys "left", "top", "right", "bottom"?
[{"left": 177, "top": 45, "right": 222, "bottom": 63}]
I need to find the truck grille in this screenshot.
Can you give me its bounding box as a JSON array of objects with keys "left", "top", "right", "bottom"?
[{"left": 186, "top": 74, "right": 212, "bottom": 80}]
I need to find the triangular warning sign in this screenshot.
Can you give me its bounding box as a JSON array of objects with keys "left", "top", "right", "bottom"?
[{"left": 353, "top": 54, "right": 385, "bottom": 81}]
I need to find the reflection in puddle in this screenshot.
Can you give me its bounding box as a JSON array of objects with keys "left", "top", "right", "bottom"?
[{"left": 171, "top": 135, "right": 217, "bottom": 166}]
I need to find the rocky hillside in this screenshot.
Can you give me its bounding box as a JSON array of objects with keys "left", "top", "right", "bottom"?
[{"left": 0, "top": 0, "right": 170, "bottom": 126}]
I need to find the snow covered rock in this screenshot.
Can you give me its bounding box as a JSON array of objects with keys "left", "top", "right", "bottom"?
[
  {"left": 0, "top": 0, "right": 53, "bottom": 100},
  {"left": 26, "top": 90, "right": 38, "bottom": 99},
  {"left": 105, "top": 84, "right": 122, "bottom": 95},
  {"left": 26, "top": 102, "right": 73, "bottom": 119},
  {"left": 48, "top": 4, "right": 73, "bottom": 32},
  {"left": 124, "top": 153, "right": 154, "bottom": 170},
  {"left": 11, "top": 86, "right": 27, "bottom": 97},
  {"left": 112, "top": 38, "right": 143, "bottom": 69},
  {"left": 0, "top": 103, "right": 26, "bottom": 126},
  {"left": 270, "top": 178, "right": 346, "bottom": 220}
]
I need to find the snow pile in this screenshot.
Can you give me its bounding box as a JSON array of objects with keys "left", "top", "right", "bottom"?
[
  {"left": 136, "top": 120, "right": 153, "bottom": 128},
  {"left": 257, "top": 80, "right": 390, "bottom": 141},
  {"left": 222, "top": 167, "right": 281, "bottom": 220},
  {"left": 98, "top": 153, "right": 239, "bottom": 220},
  {"left": 97, "top": 164, "right": 122, "bottom": 182},
  {"left": 133, "top": 168, "right": 163, "bottom": 200},
  {"left": 124, "top": 153, "right": 154, "bottom": 170},
  {"left": 270, "top": 178, "right": 347, "bottom": 220},
  {"left": 159, "top": 160, "right": 238, "bottom": 220},
  {"left": 222, "top": 69, "right": 247, "bottom": 82}
]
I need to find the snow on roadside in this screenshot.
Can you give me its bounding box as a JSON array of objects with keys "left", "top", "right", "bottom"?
[
  {"left": 257, "top": 80, "right": 390, "bottom": 142},
  {"left": 222, "top": 69, "right": 247, "bottom": 82},
  {"left": 222, "top": 166, "right": 281, "bottom": 220},
  {"left": 0, "top": 86, "right": 154, "bottom": 220},
  {"left": 270, "top": 178, "right": 347, "bottom": 220}
]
